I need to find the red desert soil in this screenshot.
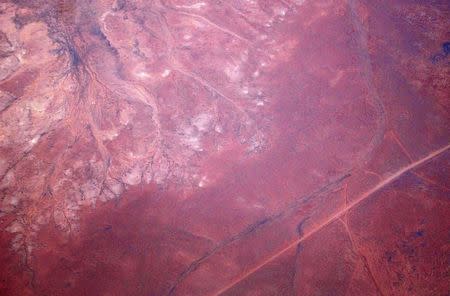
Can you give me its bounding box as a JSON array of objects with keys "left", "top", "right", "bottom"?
[{"left": 0, "top": 0, "right": 449, "bottom": 295}]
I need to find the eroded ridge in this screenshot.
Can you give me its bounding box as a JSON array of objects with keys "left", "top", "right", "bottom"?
[{"left": 0, "top": 0, "right": 298, "bottom": 256}]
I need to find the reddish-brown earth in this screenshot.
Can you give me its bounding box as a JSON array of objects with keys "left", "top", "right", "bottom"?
[{"left": 0, "top": 0, "right": 449, "bottom": 295}]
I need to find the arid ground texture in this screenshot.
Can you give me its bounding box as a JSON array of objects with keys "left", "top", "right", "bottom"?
[{"left": 0, "top": 0, "right": 449, "bottom": 295}]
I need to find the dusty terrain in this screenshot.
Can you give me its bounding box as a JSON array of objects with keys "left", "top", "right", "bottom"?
[{"left": 0, "top": 0, "right": 449, "bottom": 295}]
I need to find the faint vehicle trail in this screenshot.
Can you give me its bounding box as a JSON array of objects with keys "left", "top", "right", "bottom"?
[{"left": 213, "top": 142, "right": 450, "bottom": 295}]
